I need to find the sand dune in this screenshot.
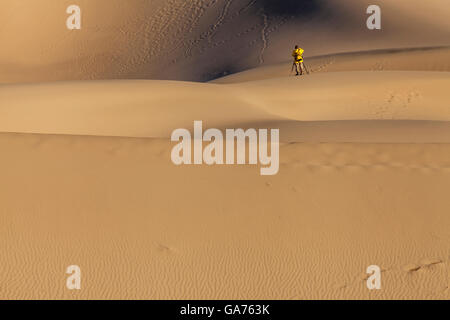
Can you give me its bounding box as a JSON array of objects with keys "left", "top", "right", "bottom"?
[
  {"left": 1, "top": 66, "right": 450, "bottom": 299},
  {"left": 213, "top": 46, "right": 450, "bottom": 83},
  {"left": 1, "top": 72, "right": 450, "bottom": 141},
  {"left": 1, "top": 0, "right": 450, "bottom": 300},
  {"left": 0, "top": 0, "right": 449, "bottom": 83}
]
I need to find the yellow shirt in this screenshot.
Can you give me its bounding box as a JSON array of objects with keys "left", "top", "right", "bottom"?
[{"left": 292, "top": 48, "right": 304, "bottom": 62}]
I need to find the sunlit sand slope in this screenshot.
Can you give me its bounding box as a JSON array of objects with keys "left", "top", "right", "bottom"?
[
  {"left": 0, "top": 133, "right": 449, "bottom": 299},
  {"left": 1, "top": 72, "right": 450, "bottom": 141}
]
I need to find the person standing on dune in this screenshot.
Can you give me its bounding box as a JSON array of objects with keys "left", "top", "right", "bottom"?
[{"left": 292, "top": 45, "right": 305, "bottom": 76}]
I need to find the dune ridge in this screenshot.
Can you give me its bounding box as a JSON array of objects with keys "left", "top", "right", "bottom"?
[
  {"left": 1, "top": 0, "right": 449, "bottom": 83},
  {"left": 1, "top": 132, "right": 450, "bottom": 299},
  {"left": 1, "top": 71, "right": 450, "bottom": 142}
]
